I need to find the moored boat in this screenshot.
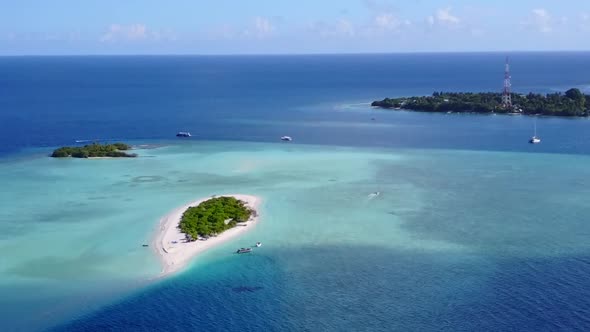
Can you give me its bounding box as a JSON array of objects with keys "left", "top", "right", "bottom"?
[
  {"left": 529, "top": 119, "right": 541, "bottom": 144},
  {"left": 236, "top": 247, "right": 252, "bottom": 254}
]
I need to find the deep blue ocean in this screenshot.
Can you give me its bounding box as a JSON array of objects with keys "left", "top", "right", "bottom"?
[
  {"left": 2, "top": 53, "right": 590, "bottom": 157},
  {"left": 2, "top": 53, "right": 590, "bottom": 332}
]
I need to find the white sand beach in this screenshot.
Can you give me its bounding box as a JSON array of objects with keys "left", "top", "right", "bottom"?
[{"left": 152, "top": 194, "right": 261, "bottom": 277}]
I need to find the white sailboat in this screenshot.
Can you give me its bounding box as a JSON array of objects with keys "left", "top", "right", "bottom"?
[{"left": 529, "top": 119, "right": 541, "bottom": 144}]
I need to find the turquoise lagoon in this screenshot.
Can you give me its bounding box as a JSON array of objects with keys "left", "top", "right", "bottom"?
[{"left": 1, "top": 141, "right": 590, "bottom": 331}]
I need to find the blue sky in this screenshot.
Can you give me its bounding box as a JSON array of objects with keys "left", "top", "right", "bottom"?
[{"left": 1, "top": 0, "right": 590, "bottom": 55}]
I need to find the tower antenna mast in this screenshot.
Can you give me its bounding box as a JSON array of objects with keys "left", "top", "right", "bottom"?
[{"left": 502, "top": 56, "right": 512, "bottom": 109}]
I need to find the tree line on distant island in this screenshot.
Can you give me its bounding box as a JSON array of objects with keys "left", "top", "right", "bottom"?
[
  {"left": 372, "top": 88, "right": 588, "bottom": 116},
  {"left": 179, "top": 196, "right": 253, "bottom": 240},
  {"left": 51, "top": 143, "right": 137, "bottom": 158}
]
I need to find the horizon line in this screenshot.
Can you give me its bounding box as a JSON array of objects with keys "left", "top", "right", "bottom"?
[{"left": 2, "top": 50, "right": 590, "bottom": 57}]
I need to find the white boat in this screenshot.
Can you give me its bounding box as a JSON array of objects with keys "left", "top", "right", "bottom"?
[
  {"left": 529, "top": 120, "right": 541, "bottom": 144},
  {"left": 368, "top": 191, "right": 380, "bottom": 199},
  {"left": 281, "top": 136, "right": 292, "bottom": 141},
  {"left": 255, "top": 242, "right": 262, "bottom": 247},
  {"left": 176, "top": 132, "right": 191, "bottom": 137}
]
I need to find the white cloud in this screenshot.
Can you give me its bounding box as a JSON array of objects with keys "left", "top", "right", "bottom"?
[
  {"left": 426, "top": 15, "right": 435, "bottom": 26},
  {"left": 360, "top": 0, "right": 410, "bottom": 35},
  {"left": 101, "top": 24, "right": 146, "bottom": 42},
  {"left": 336, "top": 19, "right": 355, "bottom": 37},
  {"left": 532, "top": 9, "right": 549, "bottom": 18},
  {"left": 205, "top": 17, "right": 277, "bottom": 41},
  {"left": 152, "top": 28, "right": 177, "bottom": 41},
  {"left": 308, "top": 10, "right": 411, "bottom": 40},
  {"left": 243, "top": 17, "right": 276, "bottom": 39},
  {"left": 522, "top": 8, "right": 553, "bottom": 33},
  {"left": 254, "top": 17, "right": 274, "bottom": 37},
  {"left": 100, "top": 24, "right": 176, "bottom": 42},
  {"left": 367, "top": 13, "right": 410, "bottom": 36},
  {"left": 437, "top": 8, "right": 460, "bottom": 25},
  {"left": 533, "top": 8, "right": 552, "bottom": 32},
  {"left": 427, "top": 7, "right": 460, "bottom": 28},
  {"left": 374, "top": 13, "right": 400, "bottom": 30}
]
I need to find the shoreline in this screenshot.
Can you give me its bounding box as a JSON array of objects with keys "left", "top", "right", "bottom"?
[
  {"left": 152, "top": 194, "right": 261, "bottom": 278},
  {"left": 371, "top": 106, "right": 589, "bottom": 118},
  {"left": 372, "top": 106, "right": 553, "bottom": 117}
]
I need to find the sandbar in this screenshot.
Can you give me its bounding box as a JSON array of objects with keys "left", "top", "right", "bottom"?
[{"left": 152, "top": 194, "right": 261, "bottom": 277}]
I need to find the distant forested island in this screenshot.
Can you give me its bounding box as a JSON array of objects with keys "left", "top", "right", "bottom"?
[
  {"left": 179, "top": 196, "right": 253, "bottom": 240},
  {"left": 372, "top": 88, "right": 589, "bottom": 116},
  {"left": 51, "top": 143, "right": 137, "bottom": 158}
]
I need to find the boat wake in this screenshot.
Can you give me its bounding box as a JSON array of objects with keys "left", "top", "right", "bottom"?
[{"left": 368, "top": 191, "right": 381, "bottom": 199}]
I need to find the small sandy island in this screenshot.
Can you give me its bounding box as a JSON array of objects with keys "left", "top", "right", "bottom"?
[{"left": 152, "top": 194, "right": 261, "bottom": 277}]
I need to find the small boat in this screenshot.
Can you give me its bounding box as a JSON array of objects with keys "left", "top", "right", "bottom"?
[
  {"left": 529, "top": 119, "right": 541, "bottom": 144},
  {"left": 236, "top": 247, "right": 252, "bottom": 254},
  {"left": 142, "top": 244, "right": 149, "bottom": 247},
  {"left": 255, "top": 242, "right": 262, "bottom": 247},
  {"left": 368, "top": 191, "right": 380, "bottom": 198},
  {"left": 176, "top": 132, "right": 192, "bottom": 137},
  {"left": 280, "top": 136, "right": 292, "bottom": 141}
]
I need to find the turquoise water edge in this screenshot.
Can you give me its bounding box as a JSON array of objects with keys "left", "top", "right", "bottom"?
[{"left": 2, "top": 140, "right": 590, "bottom": 331}]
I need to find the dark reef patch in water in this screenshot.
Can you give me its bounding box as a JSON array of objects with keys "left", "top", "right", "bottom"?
[
  {"left": 87, "top": 196, "right": 110, "bottom": 201},
  {"left": 131, "top": 175, "right": 166, "bottom": 183},
  {"left": 231, "top": 286, "right": 264, "bottom": 293}
]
